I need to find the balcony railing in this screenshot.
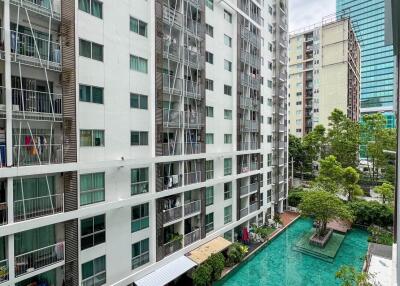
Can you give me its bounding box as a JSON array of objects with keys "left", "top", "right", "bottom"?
[
  {"left": 0, "top": 202, "right": 7, "bottom": 226},
  {"left": 241, "top": 51, "right": 260, "bottom": 67},
  {"left": 239, "top": 207, "right": 248, "bottom": 219},
  {"left": 10, "top": 0, "right": 61, "bottom": 20},
  {"left": 0, "top": 259, "right": 8, "bottom": 283},
  {"left": 132, "top": 252, "right": 149, "bottom": 270},
  {"left": 240, "top": 182, "right": 258, "bottom": 197},
  {"left": 13, "top": 144, "right": 63, "bottom": 166},
  {"left": 240, "top": 185, "right": 249, "bottom": 197},
  {"left": 163, "top": 6, "right": 183, "bottom": 27},
  {"left": 249, "top": 203, "right": 258, "bottom": 213},
  {"left": 163, "top": 239, "right": 182, "bottom": 257},
  {"left": 184, "top": 142, "right": 201, "bottom": 154},
  {"left": 184, "top": 49, "right": 201, "bottom": 68},
  {"left": 250, "top": 162, "right": 258, "bottom": 171},
  {"left": 184, "top": 171, "right": 202, "bottom": 185},
  {"left": 185, "top": 80, "right": 201, "bottom": 100},
  {"left": 240, "top": 120, "right": 259, "bottom": 132},
  {"left": 185, "top": 20, "right": 203, "bottom": 36},
  {"left": 162, "top": 142, "right": 182, "bottom": 156},
  {"left": 184, "top": 111, "right": 204, "bottom": 129},
  {"left": 239, "top": 141, "right": 259, "bottom": 151},
  {"left": 273, "top": 175, "right": 285, "bottom": 184},
  {"left": 184, "top": 200, "right": 201, "bottom": 216},
  {"left": 240, "top": 73, "right": 260, "bottom": 89},
  {"left": 240, "top": 27, "right": 260, "bottom": 48},
  {"left": 160, "top": 174, "right": 182, "bottom": 190},
  {"left": 273, "top": 157, "right": 285, "bottom": 166},
  {"left": 206, "top": 170, "right": 213, "bottom": 180},
  {"left": 163, "top": 206, "right": 183, "bottom": 224},
  {"left": 14, "top": 194, "right": 63, "bottom": 222},
  {"left": 163, "top": 74, "right": 183, "bottom": 95},
  {"left": 239, "top": 96, "right": 259, "bottom": 110},
  {"left": 15, "top": 241, "right": 64, "bottom": 277},
  {"left": 131, "top": 181, "right": 149, "bottom": 196},
  {"left": 184, "top": 228, "right": 201, "bottom": 246},
  {"left": 163, "top": 109, "right": 182, "bottom": 128},
  {"left": 205, "top": 222, "right": 214, "bottom": 233},
  {"left": 163, "top": 41, "right": 182, "bottom": 62},
  {"left": 8, "top": 29, "right": 62, "bottom": 70}
]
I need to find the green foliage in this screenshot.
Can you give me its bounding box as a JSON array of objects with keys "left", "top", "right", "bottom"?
[
  {"left": 288, "top": 190, "right": 307, "bottom": 207},
  {"left": 289, "top": 134, "right": 308, "bottom": 174},
  {"left": 299, "top": 190, "right": 353, "bottom": 236},
  {"left": 335, "top": 265, "right": 374, "bottom": 286},
  {"left": 349, "top": 200, "right": 393, "bottom": 227},
  {"left": 192, "top": 263, "right": 212, "bottom": 286},
  {"left": 342, "top": 167, "right": 363, "bottom": 201},
  {"left": 206, "top": 253, "right": 225, "bottom": 281},
  {"left": 367, "top": 225, "right": 394, "bottom": 246},
  {"left": 373, "top": 182, "right": 394, "bottom": 204},
  {"left": 254, "top": 226, "right": 275, "bottom": 241},
  {"left": 226, "top": 243, "right": 248, "bottom": 266},
  {"left": 273, "top": 214, "right": 283, "bottom": 225}
]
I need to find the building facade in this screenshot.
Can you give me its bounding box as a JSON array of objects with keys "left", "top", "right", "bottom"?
[
  {"left": 337, "top": 0, "right": 395, "bottom": 128},
  {"left": 0, "top": 0, "right": 288, "bottom": 285},
  {"left": 288, "top": 18, "right": 360, "bottom": 137}
]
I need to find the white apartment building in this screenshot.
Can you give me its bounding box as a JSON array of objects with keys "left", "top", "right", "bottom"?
[{"left": 0, "top": 0, "right": 288, "bottom": 285}]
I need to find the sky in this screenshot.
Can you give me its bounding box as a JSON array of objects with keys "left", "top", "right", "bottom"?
[{"left": 289, "top": 0, "right": 336, "bottom": 32}]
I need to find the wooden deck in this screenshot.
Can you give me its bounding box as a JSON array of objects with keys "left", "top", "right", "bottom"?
[{"left": 327, "top": 219, "right": 352, "bottom": 233}]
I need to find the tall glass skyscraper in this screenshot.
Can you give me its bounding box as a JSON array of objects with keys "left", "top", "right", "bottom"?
[{"left": 337, "top": 0, "right": 395, "bottom": 127}]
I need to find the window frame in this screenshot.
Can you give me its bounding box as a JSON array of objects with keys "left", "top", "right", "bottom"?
[
  {"left": 130, "top": 93, "right": 148, "bottom": 109},
  {"left": 131, "top": 168, "right": 149, "bottom": 196},
  {"left": 132, "top": 238, "right": 150, "bottom": 270},
  {"left": 81, "top": 214, "right": 106, "bottom": 250},
  {"left": 80, "top": 172, "right": 105, "bottom": 206},
  {"left": 131, "top": 203, "right": 150, "bottom": 233},
  {"left": 130, "top": 131, "right": 149, "bottom": 146},
  {"left": 81, "top": 256, "right": 106, "bottom": 286}
]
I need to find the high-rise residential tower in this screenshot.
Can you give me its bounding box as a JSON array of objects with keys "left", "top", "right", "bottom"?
[
  {"left": 337, "top": 0, "right": 395, "bottom": 128},
  {"left": 0, "top": 0, "right": 288, "bottom": 285},
  {"left": 288, "top": 18, "right": 360, "bottom": 137}
]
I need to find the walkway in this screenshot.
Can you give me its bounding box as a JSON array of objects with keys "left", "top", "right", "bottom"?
[{"left": 327, "top": 219, "right": 352, "bottom": 233}]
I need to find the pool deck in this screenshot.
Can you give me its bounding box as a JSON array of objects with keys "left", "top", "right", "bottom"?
[{"left": 220, "top": 211, "right": 301, "bottom": 279}]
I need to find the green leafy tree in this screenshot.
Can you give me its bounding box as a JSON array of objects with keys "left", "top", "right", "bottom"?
[
  {"left": 314, "top": 155, "right": 344, "bottom": 193},
  {"left": 206, "top": 253, "right": 225, "bottom": 281},
  {"left": 349, "top": 200, "right": 393, "bottom": 227},
  {"left": 289, "top": 134, "right": 307, "bottom": 177},
  {"left": 192, "top": 263, "right": 212, "bottom": 286},
  {"left": 303, "top": 124, "right": 327, "bottom": 164},
  {"left": 327, "top": 109, "right": 360, "bottom": 168},
  {"left": 299, "top": 190, "right": 353, "bottom": 237},
  {"left": 336, "top": 265, "right": 375, "bottom": 286},
  {"left": 342, "top": 167, "right": 363, "bottom": 201},
  {"left": 374, "top": 182, "right": 394, "bottom": 204}
]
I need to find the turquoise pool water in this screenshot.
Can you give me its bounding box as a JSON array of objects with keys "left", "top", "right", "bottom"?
[{"left": 218, "top": 219, "right": 368, "bottom": 286}]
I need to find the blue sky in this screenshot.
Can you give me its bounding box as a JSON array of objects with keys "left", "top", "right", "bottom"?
[{"left": 289, "top": 0, "right": 336, "bottom": 32}]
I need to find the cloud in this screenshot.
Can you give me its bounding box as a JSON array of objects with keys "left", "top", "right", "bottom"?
[{"left": 289, "top": 0, "right": 336, "bottom": 32}]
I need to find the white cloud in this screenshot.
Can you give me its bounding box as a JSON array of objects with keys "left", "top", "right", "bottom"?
[{"left": 289, "top": 0, "right": 336, "bottom": 32}]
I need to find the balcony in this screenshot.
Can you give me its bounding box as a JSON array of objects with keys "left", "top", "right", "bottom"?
[
  {"left": 205, "top": 221, "right": 214, "bottom": 233},
  {"left": 10, "top": 0, "right": 61, "bottom": 20},
  {"left": 184, "top": 228, "right": 201, "bottom": 246},
  {"left": 163, "top": 74, "right": 183, "bottom": 95},
  {"left": 163, "top": 6, "right": 183, "bottom": 28},
  {"left": 8, "top": 29, "right": 62, "bottom": 71},
  {"left": 240, "top": 119, "right": 259, "bottom": 132},
  {"left": 184, "top": 142, "right": 202, "bottom": 154},
  {"left": 13, "top": 144, "right": 63, "bottom": 166},
  {"left": 185, "top": 20, "right": 203, "bottom": 37},
  {"left": 184, "top": 200, "right": 200, "bottom": 216},
  {"left": 0, "top": 202, "right": 7, "bottom": 225},
  {"left": 249, "top": 202, "right": 258, "bottom": 213},
  {"left": 15, "top": 241, "right": 64, "bottom": 277},
  {"left": 240, "top": 51, "right": 260, "bottom": 67},
  {"left": 14, "top": 194, "right": 63, "bottom": 222},
  {"left": 185, "top": 0, "right": 200, "bottom": 7},
  {"left": 239, "top": 96, "right": 259, "bottom": 111},
  {"left": 185, "top": 80, "right": 202, "bottom": 100},
  {"left": 239, "top": 207, "right": 248, "bottom": 219},
  {"left": 158, "top": 174, "right": 182, "bottom": 191},
  {"left": 240, "top": 73, "right": 260, "bottom": 89},
  {"left": 250, "top": 162, "right": 258, "bottom": 171},
  {"left": 184, "top": 171, "right": 202, "bottom": 185},
  {"left": 162, "top": 142, "right": 182, "bottom": 156},
  {"left": 239, "top": 141, "right": 259, "bottom": 151},
  {"left": 273, "top": 175, "right": 285, "bottom": 185},
  {"left": 163, "top": 206, "right": 183, "bottom": 224},
  {"left": 184, "top": 49, "right": 201, "bottom": 69},
  {"left": 0, "top": 259, "right": 8, "bottom": 283},
  {"left": 163, "top": 239, "right": 182, "bottom": 257},
  {"left": 184, "top": 111, "right": 204, "bottom": 129},
  {"left": 11, "top": 88, "right": 62, "bottom": 121},
  {"left": 240, "top": 27, "right": 260, "bottom": 48},
  {"left": 163, "top": 42, "right": 182, "bottom": 62},
  {"left": 163, "top": 109, "right": 183, "bottom": 128}
]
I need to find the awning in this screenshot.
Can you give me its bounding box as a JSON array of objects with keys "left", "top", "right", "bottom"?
[
  {"left": 135, "top": 256, "right": 197, "bottom": 286},
  {"left": 187, "top": 236, "right": 232, "bottom": 264}
]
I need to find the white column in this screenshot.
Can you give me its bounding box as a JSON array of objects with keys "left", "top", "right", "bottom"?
[
  {"left": 4, "top": 0, "right": 12, "bottom": 167},
  {"left": 7, "top": 234, "right": 14, "bottom": 282},
  {"left": 7, "top": 177, "right": 13, "bottom": 224}
]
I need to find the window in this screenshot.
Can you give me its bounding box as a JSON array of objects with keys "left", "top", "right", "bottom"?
[
  {"left": 267, "top": 153, "right": 272, "bottom": 166},
  {"left": 268, "top": 5, "right": 273, "bottom": 14},
  {"left": 267, "top": 135, "right": 272, "bottom": 143},
  {"left": 224, "top": 230, "right": 232, "bottom": 241},
  {"left": 268, "top": 24, "right": 273, "bottom": 33},
  {"left": 206, "top": 160, "right": 214, "bottom": 180},
  {"left": 224, "top": 10, "right": 232, "bottom": 23},
  {"left": 206, "top": 79, "right": 214, "bottom": 91},
  {"left": 206, "top": 24, "right": 214, "bottom": 37},
  {"left": 224, "top": 35, "right": 232, "bottom": 47},
  {"left": 268, "top": 43, "right": 273, "bottom": 52},
  {"left": 205, "top": 186, "right": 214, "bottom": 206},
  {"left": 268, "top": 62, "right": 272, "bottom": 70},
  {"left": 131, "top": 168, "right": 149, "bottom": 196},
  {"left": 132, "top": 238, "right": 149, "bottom": 270},
  {"left": 205, "top": 213, "right": 214, "bottom": 233},
  {"left": 80, "top": 130, "right": 104, "bottom": 147},
  {"left": 224, "top": 109, "right": 232, "bottom": 120},
  {"left": 206, "top": 0, "right": 213, "bottom": 9},
  {"left": 224, "top": 158, "right": 232, "bottom": 176},
  {"left": 260, "top": 193, "right": 264, "bottom": 207},
  {"left": 79, "top": 0, "right": 103, "bottom": 19},
  {"left": 80, "top": 84, "right": 104, "bottom": 104},
  {"left": 224, "top": 134, "right": 232, "bottom": 144},
  {"left": 267, "top": 80, "right": 272, "bottom": 88},
  {"left": 267, "top": 117, "right": 272, "bottom": 124},
  {"left": 206, "top": 133, "right": 214, "bottom": 144},
  {"left": 224, "top": 182, "right": 232, "bottom": 200},
  {"left": 130, "top": 55, "right": 148, "bottom": 73},
  {"left": 81, "top": 214, "right": 105, "bottom": 250},
  {"left": 130, "top": 17, "right": 147, "bottom": 37},
  {"left": 131, "top": 131, "right": 149, "bottom": 146},
  {"left": 267, "top": 189, "right": 272, "bottom": 203},
  {"left": 80, "top": 172, "right": 105, "bottom": 206},
  {"left": 224, "top": 60, "right": 232, "bottom": 71},
  {"left": 82, "top": 256, "right": 106, "bottom": 286},
  {"left": 206, "top": 106, "right": 214, "bottom": 117},
  {"left": 131, "top": 203, "right": 149, "bottom": 232},
  {"left": 130, "top": 93, "right": 148, "bottom": 109},
  {"left": 224, "top": 85, "right": 232, "bottom": 96},
  {"left": 79, "top": 39, "right": 103, "bottom": 61},
  {"left": 267, "top": 171, "right": 272, "bottom": 185},
  {"left": 206, "top": 51, "right": 214, "bottom": 64},
  {"left": 224, "top": 206, "right": 232, "bottom": 224}
]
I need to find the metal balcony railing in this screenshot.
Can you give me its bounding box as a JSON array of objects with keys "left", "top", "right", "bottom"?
[
  {"left": 163, "top": 239, "right": 182, "bottom": 257},
  {"left": 0, "top": 259, "right": 8, "bottom": 283},
  {"left": 224, "top": 214, "right": 232, "bottom": 224},
  {"left": 240, "top": 185, "right": 249, "bottom": 197},
  {"left": 250, "top": 162, "right": 258, "bottom": 171},
  {"left": 240, "top": 51, "right": 260, "bottom": 67},
  {"left": 240, "top": 27, "right": 260, "bottom": 48},
  {"left": 163, "top": 74, "right": 183, "bottom": 95},
  {"left": 184, "top": 49, "right": 201, "bottom": 68},
  {"left": 205, "top": 222, "right": 214, "bottom": 233},
  {"left": 11, "top": 0, "right": 61, "bottom": 20},
  {"left": 239, "top": 96, "right": 259, "bottom": 110},
  {"left": 13, "top": 144, "right": 63, "bottom": 166},
  {"left": 239, "top": 163, "right": 250, "bottom": 174},
  {"left": 240, "top": 119, "right": 259, "bottom": 132},
  {"left": 184, "top": 111, "right": 204, "bottom": 129},
  {"left": 0, "top": 202, "right": 7, "bottom": 226},
  {"left": 184, "top": 171, "right": 202, "bottom": 185},
  {"left": 239, "top": 141, "right": 259, "bottom": 151},
  {"left": 131, "top": 181, "right": 149, "bottom": 196},
  {"left": 163, "top": 41, "right": 182, "bottom": 62},
  {"left": 184, "top": 142, "right": 201, "bottom": 154},
  {"left": 185, "top": 20, "right": 203, "bottom": 36},
  {"left": 273, "top": 175, "right": 285, "bottom": 184},
  {"left": 14, "top": 194, "right": 63, "bottom": 222},
  {"left": 185, "top": 80, "right": 201, "bottom": 99},
  {"left": 249, "top": 182, "right": 259, "bottom": 193},
  {"left": 163, "top": 206, "right": 183, "bottom": 224},
  {"left": 160, "top": 174, "right": 182, "bottom": 190},
  {"left": 239, "top": 207, "right": 248, "bottom": 219},
  {"left": 240, "top": 73, "right": 260, "bottom": 89},
  {"left": 11, "top": 88, "right": 62, "bottom": 121},
  {"left": 162, "top": 142, "right": 182, "bottom": 156},
  {"left": 132, "top": 252, "right": 149, "bottom": 270},
  {"left": 15, "top": 241, "right": 64, "bottom": 277},
  {"left": 163, "top": 109, "right": 182, "bottom": 128},
  {"left": 249, "top": 203, "right": 258, "bottom": 213},
  {"left": 163, "top": 6, "right": 183, "bottom": 27},
  {"left": 184, "top": 228, "right": 201, "bottom": 246},
  {"left": 184, "top": 200, "right": 201, "bottom": 216}
]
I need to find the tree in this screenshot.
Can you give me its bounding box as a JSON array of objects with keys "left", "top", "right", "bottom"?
[
  {"left": 349, "top": 200, "right": 393, "bottom": 227},
  {"left": 289, "top": 134, "right": 307, "bottom": 178},
  {"left": 299, "top": 190, "right": 353, "bottom": 237},
  {"left": 335, "top": 265, "right": 376, "bottom": 286},
  {"left": 342, "top": 167, "right": 363, "bottom": 201},
  {"left": 192, "top": 264, "right": 212, "bottom": 286},
  {"left": 206, "top": 253, "right": 225, "bottom": 281},
  {"left": 303, "top": 124, "right": 327, "bottom": 164},
  {"left": 314, "top": 155, "right": 344, "bottom": 193},
  {"left": 327, "top": 109, "right": 360, "bottom": 168},
  {"left": 374, "top": 182, "right": 394, "bottom": 204}
]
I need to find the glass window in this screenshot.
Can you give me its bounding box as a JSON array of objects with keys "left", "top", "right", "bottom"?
[
  {"left": 131, "top": 131, "right": 148, "bottom": 146},
  {"left": 131, "top": 168, "right": 149, "bottom": 196},
  {"left": 80, "top": 172, "right": 105, "bottom": 206},
  {"left": 224, "top": 206, "right": 232, "bottom": 224},
  {"left": 205, "top": 186, "right": 214, "bottom": 206},
  {"left": 205, "top": 213, "right": 214, "bottom": 233},
  {"left": 267, "top": 153, "right": 272, "bottom": 166},
  {"left": 206, "top": 24, "right": 214, "bottom": 37},
  {"left": 206, "top": 79, "right": 214, "bottom": 91},
  {"left": 224, "top": 134, "right": 232, "bottom": 144},
  {"left": 130, "top": 93, "right": 148, "bottom": 109},
  {"left": 78, "top": 0, "right": 90, "bottom": 13},
  {"left": 205, "top": 160, "right": 214, "bottom": 180},
  {"left": 92, "top": 43, "right": 103, "bottom": 61},
  {"left": 224, "top": 230, "right": 232, "bottom": 241},
  {"left": 224, "top": 10, "right": 232, "bottom": 23},
  {"left": 130, "top": 17, "right": 148, "bottom": 37},
  {"left": 206, "top": 51, "right": 214, "bottom": 64},
  {"left": 81, "top": 214, "right": 106, "bottom": 250},
  {"left": 79, "top": 85, "right": 103, "bottom": 104},
  {"left": 91, "top": 0, "right": 103, "bottom": 18},
  {"left": 80, "top": 130, "right": 104, "bottom": 147},
  {"left": 131, "top": 203, "right": 149, "bottom": 232},
  {"left": 79, "top": 39, "right": 91, "bottom": 58},
  {"left": 132, "top": 238, "right": 149, "bottom": 270},
  {"left": 206, "top": 106, "right": 214, "bottom": 117},
  {"left": 206, "top": 0, "right": 213, "bottom": 10},
  {"left": 206, "top": 133, "right": 214, "bottom": 144},
  {"left": 82, "top": 256, "right": 106, "bottom": 286},
  {"left": 224, "top": 60, "right": 232, "bottom": 71},
  {"left": 224, "top": 85, "right": 232, "bottom": 95},
  {"left": 224, "top": 182, "right": 232, "bottom": 200},
  {"left": 224, "top": 109, "right": 232, "bottom": 120},
  {"left": 130, "top": 55, "right": 148, "bottom": 73},
  {"left": 224, "top": 34, "right": 232, "bottom": 47},
  {"left": 224, "top": 158, "right": 232, "bottom": 176}
]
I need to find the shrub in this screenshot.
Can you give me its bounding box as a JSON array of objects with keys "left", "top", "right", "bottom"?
[
  {"left": 192, "top": 263, "right": 212, "bottom": 286},
  {"left": 349, "top": 200, "right": 393, "bottom": 227},
  {"left": 254, "top": 226, "right": 275, "bottom": 241},
  {"left": 226, "top": 243, "right": 248, "bottom": 266},
  {"left": 288, "top": 191, "right": 307, "bottom": 207},
  {"left": 206, "top": 253, "right": 225, "bottom": 281},
  {"left": 367, "top": 226, "right": 394, "bottom": 246}
]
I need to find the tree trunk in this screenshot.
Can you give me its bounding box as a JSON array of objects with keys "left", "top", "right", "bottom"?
[{"left": 319, "top": 221, "right": 327, "bottom": 237}]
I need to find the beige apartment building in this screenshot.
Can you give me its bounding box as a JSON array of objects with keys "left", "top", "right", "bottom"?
[{"left": 288, "top": 18, "right": 360, "bottom": 137}]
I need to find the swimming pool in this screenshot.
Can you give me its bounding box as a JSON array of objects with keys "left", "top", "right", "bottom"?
[{"left": 217, "top": 218, "right": 368, "bottom": 286}]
